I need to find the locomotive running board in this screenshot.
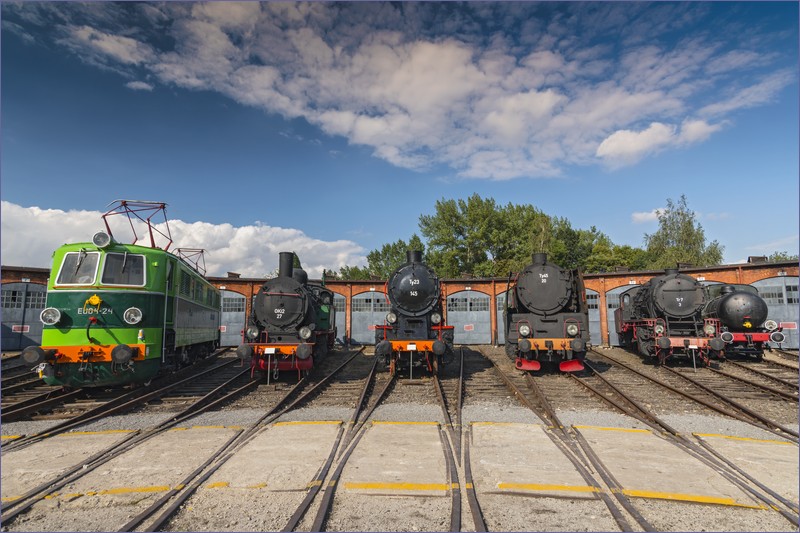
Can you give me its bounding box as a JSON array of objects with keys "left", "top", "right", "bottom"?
[
  {"left": 515, "top": 359, "right": 541, "bottom": 371},
  {"left": 559, "top": 360, "right": 584, "bottom": 373}
]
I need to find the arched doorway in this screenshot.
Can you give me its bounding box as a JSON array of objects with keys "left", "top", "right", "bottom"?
[
  {"left": 351, "top": 291, "right": 389, "bottom": 345},
  {"left": 1, "top": 282, "right": 47, "bottom": 350},
  {"left": 333, "top": 293, "right": 346, "bottom": 344},
  {"left": 220, "top": 290, "right": 246, "bottom": 346},
  {"left": 751, "top": 276, "right": 799, "bottom": 349},
  {"left": 446, "top": 290, "right": 491, "bottom": 344}
]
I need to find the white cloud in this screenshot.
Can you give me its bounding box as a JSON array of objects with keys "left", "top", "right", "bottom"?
[
  {"left": 631, "top": 209, "right": 662, "bottom": 223},
  {"left": 0, "top": 201, "right": 366, "bottom": 278},
  {"left": 596, "top": 122, "right": 676, "bottom": 167},
  {"left": 596, "top": 118, "right": 725, "bottom": 167},
  {"left": 7, "top": 3, "right": 796, "bottom": 179},
  {"left": 125, "top": 81, "right": 153, "bottom": 91}
]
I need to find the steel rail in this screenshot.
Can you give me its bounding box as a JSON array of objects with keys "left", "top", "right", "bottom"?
[
  {"left": 707, "top": 366, "right": 798, "bottom": 402},
  {"left": 577, "top": 359, "right": 800, "bottom": 525},
  {"left": 479, "top": 348, "right": 649, "bottom": 533},
  {"left": 439, "top": 424, "right": 461, "bottom": 533},
  {"left": 1, "top": 388, "right": 84, "bottom": 423},
  {"left": 594, "top": 349, "right": 799, "bottom": 443},
  {"left": 725, "top": 360, "right": 798, "bottom": 389},
  {"left": 661, "top": 366, "right": 799, "bottom": 439},
  {"left": 2, "top": 356, "right": 242, "bottom": 452},
  {"left": 132, "top": 348, "right": 366, "bottom": 532},
  {"left": 309, "top": 371, "right": 397, "bottom": 532},
  {"left": 463, "top": 425, "right": 487, "bottom": 532},
  {"left": 284, "top": 356, "right": 379, "bottom": 531}
]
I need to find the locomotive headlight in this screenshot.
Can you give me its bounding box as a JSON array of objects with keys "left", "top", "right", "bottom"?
[
  {"left": 518, "top": 324, "right": 531, "bottom": 337},
  {"left": 92, "top": 231, "right": 113, "bottom": 248},
  {"left": 764, "top": 320, "right": 778, "bottom": 331},
  {"left": 431, "top": 312, "right": 442, "bottom": 325},
  {"left": 299, "top": 326, "right": 312, "bottom": 340},
  {"left": 123, "top": 307, "right": 143, "bottom": 325},
  {"left": 40, "top": 307, "right": 61, "bottom": 326},
  {"left": 386, "top": 312, "right": 397, "bottom": 324},
  {"left": 246, "top": 326, "right": 259, "bottom": 340},
  {"left": 703, "top": 324, "right": 716, "bottom": 336},
  {"left": 654, "top": 324, "right": 665, "bottom": 335},
  {"left": 566, "top": 324, "right": 579, "bottom": 337}
]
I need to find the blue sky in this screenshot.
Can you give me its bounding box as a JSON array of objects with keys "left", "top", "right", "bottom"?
[{"left": 2, "top": 2, "right": 798, "bottom": 277}]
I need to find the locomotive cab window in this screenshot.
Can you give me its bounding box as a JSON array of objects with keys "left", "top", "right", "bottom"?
[
  {"left": 56, "top": 251, "right": 100, "bottom": 285},
  {"left": 101, "top": 253, "right": 146, "bottom": 286}
]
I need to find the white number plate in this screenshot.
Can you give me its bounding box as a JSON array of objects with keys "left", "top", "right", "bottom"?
[
  {"left": 407, "top": 344, "right": 417, "bottom": 350},
  {"left": 265, "top": 348, "right": 276, "bottom": 354},
  {"left": 689, "top": 345, "right": 698, "bottom": 350}
]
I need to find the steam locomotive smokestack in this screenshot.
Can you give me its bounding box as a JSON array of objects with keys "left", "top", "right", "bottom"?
[
  {"left": 664, "top": 268, "right": 679, "bottom": 276},
  {"left": 279, "top": 252, "right": 294, "bottom": 279},
  {"left": 532, "top": 252, "right": 547, "bottom": 265},
  {"left": 407, "top": 250, "right": 423, "bottom": 263}
]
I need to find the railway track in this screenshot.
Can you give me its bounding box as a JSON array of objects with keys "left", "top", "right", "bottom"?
[
  {"left": 0, "top": 348, "right": 367, "bottom": 529},
  {"left": 476, "top": 346, "right": 655, "bottom": 532},
  {"left": 591, "top": 348, "right": 798, "bottom": 442}
]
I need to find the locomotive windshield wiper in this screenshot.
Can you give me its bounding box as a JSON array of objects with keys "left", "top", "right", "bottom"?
[
  {"left": 73, "top": 248, "right": 87, "bottom": 275},
  {"left": 121, "top": 251, "right": 128, "bottom": 273}
]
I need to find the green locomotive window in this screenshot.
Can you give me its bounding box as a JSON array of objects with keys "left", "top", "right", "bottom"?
[
  {"left": 56, "top": 251, "right": 100, "bottom": 285},
  {"left": 101, "top": 253, "right": 146, "bottom": 286}
]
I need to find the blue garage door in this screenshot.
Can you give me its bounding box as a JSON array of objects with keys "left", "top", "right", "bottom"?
[
  {"left": 496, "top": 292, "right": 507, "bottom": 345},
  {"left": 351, "top": 291, "right": 389, "bottom": 345},
  {"left": 220, "top": 290, "right": 246, "bottom": 346},
  {"left": 447, "top": 291, "right": 491, "bottom": 344},
  {"left": 1, "top": 282, "right": 46, "bottom": 351},
  {"left": 333, "top": 294, "right": 346, "bottom": 344},
  {"left": 586, "top": 289, "right": 601, "bottom": 346},
  {"left": 607, "top": 284, "right": 640, "bottom": 346},
  {"left": 752, "top": 277, "right": 799, "bottom": 349}
]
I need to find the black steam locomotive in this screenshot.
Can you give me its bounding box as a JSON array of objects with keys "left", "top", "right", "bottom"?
[
  {"left": 374, "top": 250, "right": 454, "bottom": 376},
  {"left": 615, "top": 268, "right": 725, "bottom": 365},
  {"left": 237, "top": 252, "right": 336, "bottom": 378},
  {"left": 702, "top": 284, "right": 785, "bottom": 358},
  {"left": 503, "top": 253, "right": 590, "bottom": 372}
]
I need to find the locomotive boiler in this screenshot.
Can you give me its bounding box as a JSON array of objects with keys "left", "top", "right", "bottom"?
[
  {"left": 374, "top": 250, "right": 454, "bottom": 376},
  {"left": 702, "top": 284, "right": 784, "bottom": 357},
  {"left": 615, "top": 268, "right": 725, "bottom": 364},
  {"left": 237, "top": 252, "right": 336, "bottom": 378},
  {"left": 503, "top": 253, "right": 590, "bottom": 372}
]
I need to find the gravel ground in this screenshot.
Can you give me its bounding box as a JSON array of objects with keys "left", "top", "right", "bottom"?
[{"left": 2, "top": 398, "right": 796, "bottom": 532}]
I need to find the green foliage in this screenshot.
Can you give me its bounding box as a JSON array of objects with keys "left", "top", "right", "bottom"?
[
  {"left": 333, "top": 193, "right": 725, "bottom": 280},
  {"left": 365, "top": 235, "right": 425, "bottom": 278},
  {"left": 643, "top": 195, "right": 724, "bottom": 269},
  {"left": 768, "top": 251, "right": 799, "bottom": 262}
]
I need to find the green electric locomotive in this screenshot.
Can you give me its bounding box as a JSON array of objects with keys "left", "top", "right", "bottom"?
[{"left": 21, "top": 201, "right": 220, "bottom": 387}]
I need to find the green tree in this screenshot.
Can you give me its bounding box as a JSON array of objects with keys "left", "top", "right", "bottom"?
[
  {"left": 365, "top": 235, "right": 426, "bottom": 278},
  {"left": 419, "top": 194, "right": 498, "bottom": 277},
  {"left": 643, "top": 195, "right": 723, "bottom": 269},
  {"left": 768, "top": 251, "right": 799, "bottom": 262}
]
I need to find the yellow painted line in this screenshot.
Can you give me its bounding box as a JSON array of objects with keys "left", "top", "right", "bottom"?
[
  {"left": 622, "top": 489, "right": 767, "bottom": 509},
  {"left": 693, "top": 433, "right": 796, "bottom": 445},
  {"left": 247, "top": 483, "right": 269, "bottom": 489},
  {"left": 274, "top": 420, "right": 342, "bottom": 426},
  {"left": 345, "top": 481, "right": 449, "bottom": 492},
  {"left": 471, "top": 421, "right": 537, "bottom": 427},
  {"left": 465, "top": 483, "right": 474, "bottom": 490},
  {"left": 498, "top": 482, "right": 599, "bottom": 494},
  {"left": 206, "top": 482, "right": 230, "bottom": 489},
  {"left": 371, "top": 421, "right": 439, "bottom": 426},
  {"left": 101, "top": 485, "right": 171, "bottom": 495},
  {"left": 307, "top": 480, "right": 323, "bottom": 488},
  {"left": 56, "top": 429, "right": 134, "bottom": 436},
  {"left": 1, "top": 435, "right": 22, "bottom": 440},
  {"left": 1, "top": 496, "right": 22, "bottom": 502},
  {"left": 573, "top": 425, "right": 651, "bottom": 434}
]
